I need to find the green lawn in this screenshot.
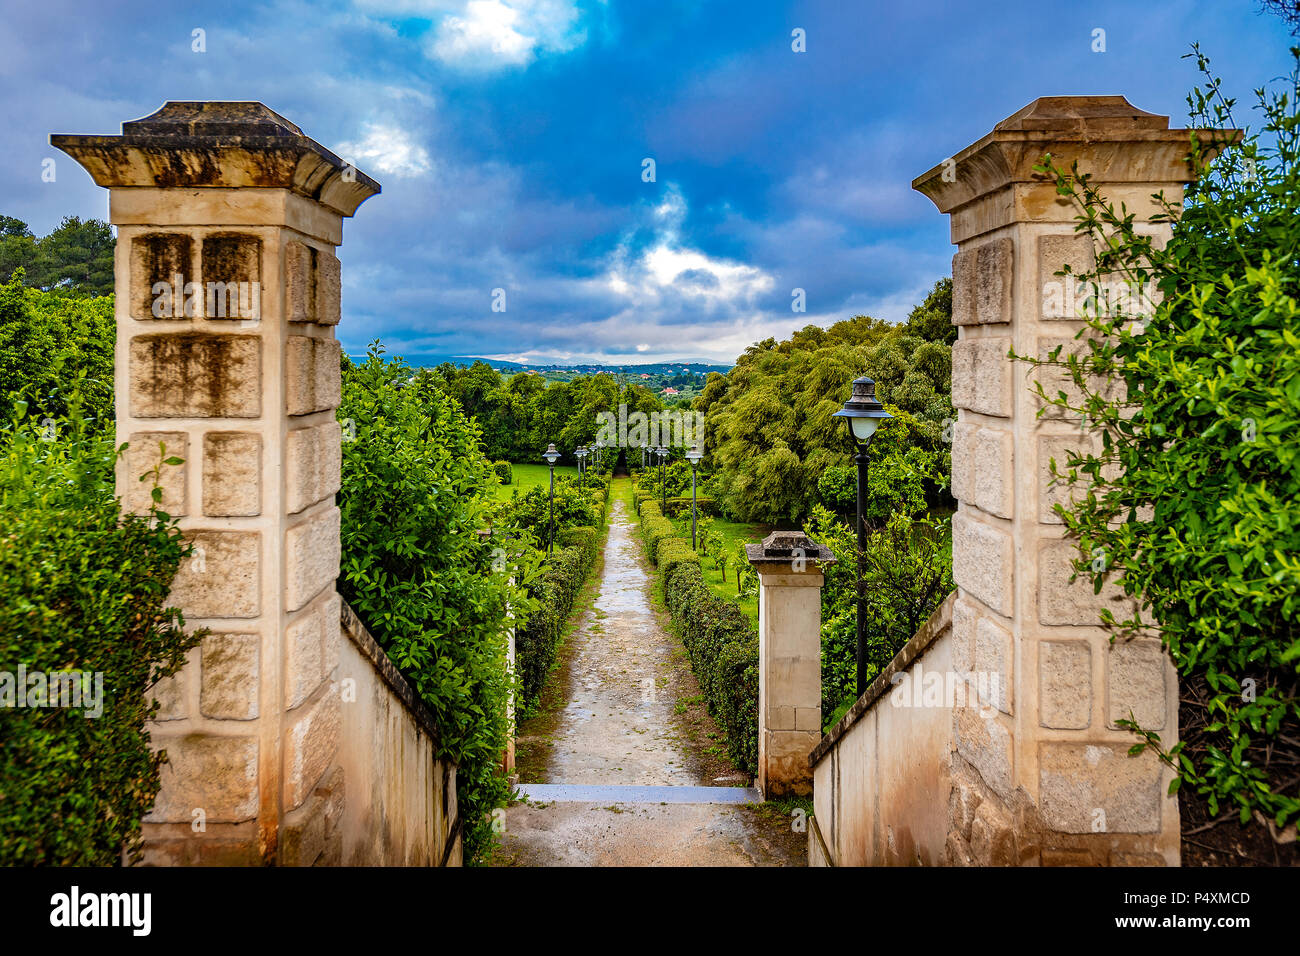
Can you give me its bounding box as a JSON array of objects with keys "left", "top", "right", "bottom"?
[
  {"left": 622, "top": 478, "right": 769, "bottom": 624},
  {"left": 673, "top": 510, "right": 771, "bottom": 625},
  {"left": 491, "top": 463, "right": 579, "bottom": 500}
]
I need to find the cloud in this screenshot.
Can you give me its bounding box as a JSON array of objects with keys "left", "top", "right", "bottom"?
[
  {"left": 335, "top": 122, "right": 433, "bottom": 177},
  {"left": 424, "top": 0, "right": 586, "bottom": 69},
  {"left": 600, "top": 185, "right": 775, "bottom": 312}
]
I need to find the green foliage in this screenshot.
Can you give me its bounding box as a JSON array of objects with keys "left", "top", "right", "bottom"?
[
  {"left": 493, "top": 460, "right": 513, "bottom": 484},
  {"left": 636, "top": 459, "right": 692, "bottom": 502},
  {"left": 0, "top": 275, "right": 114, "bottom": 426},
  {"left": 661, "top": 562, "right": 759, "bottom": 774},
  {"left": 0, "top": 215, "right": 115, "bottom": 296},
  {"left": 494, "top": 473, "right": 607, "bottom": 543},
  {"left": 638, "top": 501, "right": 678, "bottom": 562},
  {"left": 1017, "top": 47, "right": 1300, "bottom": 827},
  {"left": 662, "top": 495, "right": 715, "bottom": 518},
  {"left": 337, "top": 344, "right": 522, "bottom": 862},
  {"left": 804, "top": 504, "right": 955, "bottom": 726},
  {"left": 427, "top": 362, "right": 664, "bottom": 464},
  {"left": 514, "top": 526, "right": 602, "bottom": 709},
  {"left": 0, "top": 401, "right": 196, "bottom": 864},
  {"left": 697, "top": 280, "right": 955, "bottom": 524}
]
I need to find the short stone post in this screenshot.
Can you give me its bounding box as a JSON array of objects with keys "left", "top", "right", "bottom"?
[
  {"left": 912, "top": 96, "right": 1226, "bottom": 865},
  {"left": 53, "top": 102, "right": 379, "bottom": 865},
  {"left": 746, "top": 532, "right": 835, "bottom": 797}
]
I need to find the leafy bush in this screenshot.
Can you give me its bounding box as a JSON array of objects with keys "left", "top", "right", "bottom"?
[
  {"left": 1017, "top": 47, "right": 1300, "bottom": 831},
  {"left": 662, "top": 495, "right": 716, "bottom": 518},
  {"left": 662, "top": 561, "right": 759, "bottom": 774},
  {"left": 495, "top": 475, "right": 605, "bottom": 541},
  {"left": 493, "top": 460, "right": 513, "bottom": 485},
  {"left": 0, "top": 275, "right": 114, "bottom": 426},
  {"left": 337, "top": 344, "right": 521, "bottom": 863},
  {"left": 804, "top": 504, "right": 954, "bottom": 727},
  {"left": 638, "top": 501, "right": 677, "bottom": 562},
  {"left": 0, "top": 402, "right": 195, "bottom": 865},
  {"left": 514, "top": 526, "right": 602, "bottom": 709}
]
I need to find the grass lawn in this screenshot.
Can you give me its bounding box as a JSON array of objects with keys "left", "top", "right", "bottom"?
[
  {"left": 491, "top": 462, "right": 579, "bottom": 500},
  {"left": 671, "top": 510, "right": 771, "bottom": 625}
]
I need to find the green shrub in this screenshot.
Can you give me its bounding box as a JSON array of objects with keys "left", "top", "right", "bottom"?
[
  {"left": 639, "top": 501, "right": 677, "bottom": 563},
  {"left": 663, "top": 496, "right": 716, "bottom": 518},
  {"left": 493, "top": 460, "right": 513, "bottom": 484},
  {"left": 804, "top": 504, "right": 954, "bottom": 727},
  {"left": 0, "top": 276, "right": 114, "bottom": 427},
  {"left": 514, "top": 527, "right": 602, "bottom": 709},
  {"left": 0, "top": 402, "right": 196, "bottom": 865},
  {"left": 662, "top": 561, "right": 759, "bottom": 774},
  {"left": 656, "top": 536, "right": 699, "bottom": 579},
  {"left": 337, "top": 344, "right": 521, "bottom": 863},
  {"left": 496, "top": 475, "right": 603, "bottom": 540}
]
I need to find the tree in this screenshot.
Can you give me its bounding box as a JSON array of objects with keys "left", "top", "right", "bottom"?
[
  {"left": 0, "top": 215, "right": 115, "bottom": 296},
  {"left": 697, "top": 281, "right": 955, "bottom": 523}
]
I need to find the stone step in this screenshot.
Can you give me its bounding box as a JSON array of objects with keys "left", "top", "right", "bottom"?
[{"left": 515, "top": 783, "right": 761, "bottom": 804}]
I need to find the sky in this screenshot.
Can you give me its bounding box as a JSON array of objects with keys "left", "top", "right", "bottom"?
[{"left": 0, "top": 0, "right": 1293, "bottom": 366}]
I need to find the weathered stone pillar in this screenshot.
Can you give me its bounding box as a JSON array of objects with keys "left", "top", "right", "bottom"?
[
  {"left": 913, "top": 97, "right": 1209, "bottom": 866},
  {"left": 53, "top": 102, "right": 379, "bottom": 865},
  {"left": 746, "top": 532, "right": 835, "bottom": 797}
]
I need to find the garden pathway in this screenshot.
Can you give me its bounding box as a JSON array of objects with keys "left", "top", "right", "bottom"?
[{"left": 490, "top": 491, "right": 805, "bottom": 866}]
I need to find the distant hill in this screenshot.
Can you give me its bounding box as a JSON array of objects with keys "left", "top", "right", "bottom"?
[{"left": 404, "top": 355, "right": 732, "bottom": 376}]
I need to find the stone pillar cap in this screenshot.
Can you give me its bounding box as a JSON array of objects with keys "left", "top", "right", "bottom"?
[
  {"left": 745, "top": 531, "right": 836, "bottom": 566},
  {"left": 51, "top": 101, "right": 380, "bottom": 216},
  {"left": 912, "top": 94, "right": 1241, "bottom": 214}
]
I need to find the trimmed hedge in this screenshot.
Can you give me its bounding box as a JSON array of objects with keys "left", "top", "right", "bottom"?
[
  {"left": 663, "top": 562, "right": 759, "bottom": 775},
  {"left": 639, "top": 500, "right": 676, "bottom": 560},
  {"left": 493, "top": 460, "right": 512, "bottom": 484},
  {"left": 514, "top": 524, "right": 602, "bottom": 708},
  {"left": 636, "top": 499, "right": 759, "bottom": 775},
  {"left": 663, "top": 496, "right": 716, "bottom": 518}
]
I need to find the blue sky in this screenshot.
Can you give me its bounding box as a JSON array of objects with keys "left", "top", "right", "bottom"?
[{"left": 0, "top": 0, "right": 1293, "bottom": 365}]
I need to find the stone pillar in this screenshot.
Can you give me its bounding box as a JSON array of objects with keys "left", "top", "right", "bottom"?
[
  {"left": 913, "top": 97, "right": 1219, "bottom": 866},
  {"left": 53, "top": 102, "right": 379, "bottom": 865},
  {"left": 746, "top": 532, "right": 835, "bottom": 797}
]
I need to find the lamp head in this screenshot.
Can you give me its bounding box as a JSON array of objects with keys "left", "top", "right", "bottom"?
[
  {"left": 832, "top": 376, "right": 893, "bottom": 447},
  {"left": 542, "top": 442, "right": 560, "bottom": 464}
]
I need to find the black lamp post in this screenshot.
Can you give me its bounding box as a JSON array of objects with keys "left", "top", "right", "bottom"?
[
  {"left": 595, "top": 439, "right": 605, "bottom": 478},
  {"left": 656, "top": 445, "right": 669, "bottom": 512},
  {"left": 832, "top": 376, "right": 894, "bottom": 697},
  {"left": 543, "top": 442, "right": 560, "bottom": 555},
  {"left": 576, "top": 445, "right": 587, "bottom": 492},
  {"left": 685, "top": 445, "right": 703, "bottom": 549},
  {"left": 640, "top": 441, "right": 647, "bottom": 469}
]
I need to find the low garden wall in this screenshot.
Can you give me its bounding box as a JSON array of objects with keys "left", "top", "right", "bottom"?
[
  {"left": 809, "top": 592, "right": 956, "bottom": 866},
  {"left": 337, "top": 601, "right": 461, "bottom": 866}
]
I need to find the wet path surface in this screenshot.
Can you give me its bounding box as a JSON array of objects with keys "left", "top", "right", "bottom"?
[
  {"left": 538, "top": 495, "right": 703, "bottom": 785},
  {"left": 492, "top": 486, "right": 806, "bottom": 867}
]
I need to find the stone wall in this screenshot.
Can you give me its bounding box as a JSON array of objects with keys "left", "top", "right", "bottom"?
[
  {"left": 54, "top": 101, "right": 458, "bottom": 866},
  {"left": 810, "top": 96, "right": 1232, "bottom": 867},
  {"left": 337, "top": 603, "right": 461, "bottom": 866},
  {"left": 810, "top": 594, "right": 955, "bottom": 866},
  {"left": 912, "top": 96, "right": 1193, "bottom": 867}
]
